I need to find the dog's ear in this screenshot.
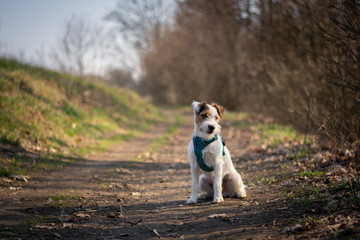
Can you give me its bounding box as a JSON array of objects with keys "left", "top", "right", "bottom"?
[
  {"left": 191, "top": 101, "right": 200, "bottom": 114},
  {"left": 212, "top": 103, "right": 225, "bottom": 118},
  {"left": 191, "top": 101, "right": 207, "bottom": 115}
]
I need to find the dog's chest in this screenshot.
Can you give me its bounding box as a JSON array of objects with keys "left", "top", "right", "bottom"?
[
  {"left": 202, "top": 143, "right": 221, "bottom": 165},
  {"left": 202, "top": 140, "right": 225, "bottom": 167},
  {"left": 202, "top": 151, "right": 217, "bottom": 167},
  {"left": 202, "top": 140, "right": 222, "bottom": 155}
]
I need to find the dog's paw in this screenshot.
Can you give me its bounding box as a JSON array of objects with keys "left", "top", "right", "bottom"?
[
  {"left": 236, "top": 189, "right": 247, "bottom": 198},
  {"left": 186, "top": 198, "right": 198, "bottom": 204},
  {"left": 213, "top": 196, "right": 224, "bottom": 203}
]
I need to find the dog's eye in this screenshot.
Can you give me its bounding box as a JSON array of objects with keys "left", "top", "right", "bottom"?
[
  {"left": 215, "top": 116, "right": 219, "bottom": 120},
  {"left": 201, "top": 114, "right": 208, "bottom": 119}
]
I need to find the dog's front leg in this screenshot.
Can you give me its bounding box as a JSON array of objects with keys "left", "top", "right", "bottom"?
[
  {"left": 213, "top": 158, "right": 224, "bottom": 203},
  {"left": 186, "top": 160, "right": 200, "bottom": 204}
]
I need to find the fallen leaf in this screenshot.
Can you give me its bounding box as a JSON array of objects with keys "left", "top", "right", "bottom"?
[
  {"left": 238, "top": 201, "right": 251, "bottom": 207},
  {"left": 74, "top": 213, "right": 90, "bottom": 218},
  {"left": 62, "top": 222, "right": 73, "bottom": 228},
  {"left": 2, "top": 178, "right": 13, "bottom": 183},
  {"left": 116, "top": 168, "right": 132, "bottom": 174},
  {"left": 34, "top": 225, "right": 56, "bottom": 229},
  {"left": 208, "top": 213, "right": 227, "bottom": 219},
  {"left": 281, "top": 224, "right": 304, "bottom": 233},
  {"left": 10, "top": 175, "right": 28, "bottom": 182}
]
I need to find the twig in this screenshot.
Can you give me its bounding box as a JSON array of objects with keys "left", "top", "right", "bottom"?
[
  {"left": 141, "top": 218, "right": 161, "bottom": 238},
  {"left": 118, "top": 203, "right": 161, "bottom": 238},
  {"left": 118, "top": 203, "right": 142, "bottom": 225}
]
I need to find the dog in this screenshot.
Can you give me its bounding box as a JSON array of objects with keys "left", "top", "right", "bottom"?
[{"left": 186, "top": 101, "right": 246, "bottom": 204}]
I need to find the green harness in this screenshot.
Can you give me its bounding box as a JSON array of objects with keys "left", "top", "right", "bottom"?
[{"left": 193, "top": 134, "right": 226, "bottom": 172}]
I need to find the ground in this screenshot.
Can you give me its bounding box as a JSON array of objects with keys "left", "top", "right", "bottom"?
[{"left": 0, "top": 110, "right": 359, "bottom": 239}]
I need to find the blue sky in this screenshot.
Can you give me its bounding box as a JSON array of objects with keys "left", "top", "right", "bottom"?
[{"left": 0, "top": 0, "right": 116, "bottom": 53}]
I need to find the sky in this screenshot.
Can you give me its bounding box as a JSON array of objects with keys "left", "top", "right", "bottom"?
[
  {"left": 0, "top": 0, "right": 124, "bottom": 75},
  {"left": 0, "top": 0, "right": 113, "bottom": 49},
  {"left": 0, "top": 0, "right": 176, "bottom": 77}
]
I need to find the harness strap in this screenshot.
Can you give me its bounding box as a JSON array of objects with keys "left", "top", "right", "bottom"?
[{"left": 221, "top": 138, "right": 226, "bottom": 156}]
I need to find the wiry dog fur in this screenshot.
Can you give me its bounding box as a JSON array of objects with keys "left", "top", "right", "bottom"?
[{"left": 187, "top": 101, "right": 246, "bottom": 204}]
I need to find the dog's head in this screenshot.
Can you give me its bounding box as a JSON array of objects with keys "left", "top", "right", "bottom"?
[{"left": 191, "top": 101, "right": 224, "bottom": 140}]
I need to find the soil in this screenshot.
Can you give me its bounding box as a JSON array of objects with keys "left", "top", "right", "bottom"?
[{"left": 0, "top": 110, "right": 359, "bottom": 240}]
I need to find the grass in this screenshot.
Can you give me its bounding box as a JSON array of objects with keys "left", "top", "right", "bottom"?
[
  {"left": 150, "top": 112, "right": 184, "bottom": 153},
  {"left": 287, "top": 176, "right": 360, "bottom": 214},
  {"left": 295, "top": 215, "right": 325, "bottom": 226},
  {"left": 290, "top": 197, "right": 313, "bottom": 206},
  {"left": 47, "top": 195, "right": 68, "bottom": 208},
  {"left": 46, "top": 194, "right": 84, "bottom": 208},
  {"left": 253, "top": 123, "right": 300, "bottom": 147},
  {"left": 2, "top": 215, "right": 60, "bottom": 238},
  {"left": 0, "top": 58, "right": 163, "bottom": 176},
  {"left": 278, "top": 161, "right": 292, "bottom": 171},
  {"left": 222, "top": 111, "right": 249, "bottom": 121},
  {"left": 223, "top": 111, "right": 250, "bottom": 128},
  {"left": 21, "top": 218, "right": 38, "bottom": 227},
  {"left": 300, "top": 171, "right": 324, "bottom": 178},
  {"left": 0, "top": 158, "right": 27, "bottom": 177},
  {"left": 331, "top": 178, "right": 360, "bottom": 210},
  {"left": 134, "top": 112, "right": 184, "bottom": 161},
  {"left": 226, "top": 111, "right": 301, "bottom": 148},
  {"left": 290, "top": 145, "right": 314, "bottom": 159},
  {"left": 300, "top": 185, "right": 321, "bottom": 199},
  {"left": 245, "top": 176, "right": 278, "bottom": 186}
]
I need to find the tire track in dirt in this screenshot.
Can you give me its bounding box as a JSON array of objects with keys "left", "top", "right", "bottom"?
[{"left": 1, "top": 109, "right": 297, "bottom": 239}]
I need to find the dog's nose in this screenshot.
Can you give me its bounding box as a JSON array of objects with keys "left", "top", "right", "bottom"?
[{"left": 208, "top": 125, "right": 215, "bottom": 132}]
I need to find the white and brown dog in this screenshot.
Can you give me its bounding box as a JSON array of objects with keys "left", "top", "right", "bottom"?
[{"left": 186, "top": 101, "right": 246, "bottom": 204}]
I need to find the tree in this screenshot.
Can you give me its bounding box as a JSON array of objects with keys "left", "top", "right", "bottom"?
[
  {"left": 139, "top": 0, "right": 360, "bottom": 149},
  {"left": 51, "top": 15, "right": 123, "bottom": 76},
  {"left": 105, "top": 0, "right": 170, "bottom": 50},
  {"left": 51, "top": 15, "right": 93, "bottom": 75}
]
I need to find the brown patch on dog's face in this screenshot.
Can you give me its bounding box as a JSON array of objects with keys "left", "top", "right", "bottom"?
[
  {"left": 214, "top": 114, "right": 221, "bottom": 123},
  {"left": 196, "top": 102, "right": 207, "bottom": 114},
  {"left": 195, "top": 102, "right": 210, "bottom": 127},
  {"left": 212, "top": 103, "right": 225, "bottom": 119}
]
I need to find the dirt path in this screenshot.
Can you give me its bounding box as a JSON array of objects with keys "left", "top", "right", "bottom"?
[{"left": 0, "top": 110, "right": 358, "bottom": 239}]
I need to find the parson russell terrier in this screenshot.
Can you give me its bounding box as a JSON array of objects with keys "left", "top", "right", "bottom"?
[{"left": 186, "top": 101, "right": 246, "bottom": 204}]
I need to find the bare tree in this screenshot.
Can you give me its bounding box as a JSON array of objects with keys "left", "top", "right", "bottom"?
[
  {"left": 50, "top": 15, "right": 126, "bottom": 76},
  {"left": 105, "top": 0, "right": 172, "bottom": 50},
  {"left": 51, "top": 15, "right": 93, "bottom": 75}
]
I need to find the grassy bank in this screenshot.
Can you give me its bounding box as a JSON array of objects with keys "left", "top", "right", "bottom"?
[{"left": 0, "top": 59, "right": 163, "bottom": 175}]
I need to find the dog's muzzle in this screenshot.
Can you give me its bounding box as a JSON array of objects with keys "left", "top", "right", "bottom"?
[
  {"left": 199, "top": 121, "right": 221, "bottom": 136},
  {"left": 207, "top": 125, "right": 215, "bottom": 133}
]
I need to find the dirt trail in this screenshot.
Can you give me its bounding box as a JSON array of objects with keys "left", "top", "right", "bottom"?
[{"left": 1, "top": 110, "right": 355, "bottom": 239}]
